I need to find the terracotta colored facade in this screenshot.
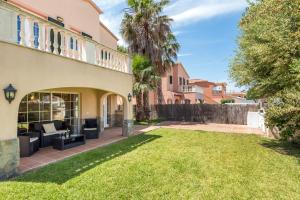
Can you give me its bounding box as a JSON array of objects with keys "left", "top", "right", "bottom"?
[
  {"left": 148, "top": 63, "right": 204, "bottom": 105},
  {"left": 189, "top": 80, "right": 227, "bottom": 104}
]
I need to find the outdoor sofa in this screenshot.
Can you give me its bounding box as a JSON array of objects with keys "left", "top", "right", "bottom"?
[
  {"left": 30, "top": 120, "right": 70, "bottom": 148},
  {"left": 19, "top": 132, "right": 40, "bottom": 157}
]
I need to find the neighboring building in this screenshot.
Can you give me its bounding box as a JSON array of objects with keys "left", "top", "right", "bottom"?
[
  {"left": 189, "top": 79, "right": 227, "bottom": 104},
  {"left": 226, "top": 91, "right": 257, "bottom": 104},
  {"left": 148, "top": 63, "right": 204, "bottom": 105},
  {"left": 0, "top": 0, "right": 133, "bottom": 179}
]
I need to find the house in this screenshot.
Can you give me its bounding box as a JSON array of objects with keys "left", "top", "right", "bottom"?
[
  {"left": 0, "top": 0, "right": 133, "bottom": 179},
  {"left": 148, "top": 63, "right": 204, "bottom": 105},
  {"left": 226, "top": 91, "right": 257, "bottom": 104},
  {"left": 189, "top": 79, "right": 227, "bottom": 104}
]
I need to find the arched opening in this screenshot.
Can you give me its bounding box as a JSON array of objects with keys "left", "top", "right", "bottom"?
[
  {"left": 17, "top": 87, "right": 132, "bottom": 160},
  {"left": 104, "top": 94, "right": 124, "bottom": 128}
]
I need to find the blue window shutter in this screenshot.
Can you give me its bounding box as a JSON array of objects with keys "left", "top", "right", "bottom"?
[
  {"left": 33, "top": 22, "right": 39, "bottom": 48},
  {"left": 17, "top": 16, "right": 21, "bottom": 44}
]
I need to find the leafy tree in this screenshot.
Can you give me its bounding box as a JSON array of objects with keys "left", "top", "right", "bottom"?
[
  {"left": 121, "top": 0, "right": 179, "bottom": 108},
  {"left": 132, "top": 55, "right": 160, "bottom": 121},
  {"left": 230, "top": 0, "right": 300, "bottom": 98},
  {"left": 117, "top": 45, "right": 128, "bottom": 54},
  {"left": 266, "top": 89, "right": 300, "bottom": 141},
  {"left": 230, "top": 0, "right": 300, "bottom": 139}
]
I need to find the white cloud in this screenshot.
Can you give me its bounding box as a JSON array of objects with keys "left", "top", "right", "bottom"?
[
  {"left": 178, "top": 53, "right": 193, "bottom": 57},
  {"left": 169, "top": 0, "right": 247, "bottom": 27},
  {"left": 94, "top": 0, "right": 248, "bottom": 45}
]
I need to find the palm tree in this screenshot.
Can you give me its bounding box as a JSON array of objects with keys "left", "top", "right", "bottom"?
[
  {"left": 132, "top": 55, "right": 160, "bottom": 121},
  {"left": 121, "top": 0, "right": 180, "bottom": 105}
]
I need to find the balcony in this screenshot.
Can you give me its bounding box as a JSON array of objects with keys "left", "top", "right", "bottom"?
[
  {"left": 181, "top": 85, "right": 204, "bottom": 94},
  {"left": 0, "top": 2, "right": 131, "bottom": 74}
]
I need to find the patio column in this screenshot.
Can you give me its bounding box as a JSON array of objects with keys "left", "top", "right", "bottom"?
[
  {"left": 122, "top": 96, "right": 134, "bottom": 137},
  {"left": 0, "top": 139, "right": 19, "bottom": 180}
]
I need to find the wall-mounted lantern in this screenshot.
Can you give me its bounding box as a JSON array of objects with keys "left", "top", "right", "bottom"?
[
  {"left": 128, "top": 93, "right": 132, "bottom": 102},
  {"left": 3, "top": 84, "right": 17, "bottom": 104}
]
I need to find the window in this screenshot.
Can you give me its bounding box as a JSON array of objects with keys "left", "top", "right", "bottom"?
[
  {"left": 185, "top": 99, "right": 191, "bottom": 104},
  {"left": 179, "top": 77, "right": 182, "bottom": 85},
  {"left": 101, "top": 50, "right": 104, "bottom": 59},
  {"left": 50, "top": 29, "right": 54, "bottom": 52},
  {"left": 187, "top": 80, "right": 189, "bottom": 85},
  {"left": 33, "top": 22, "right": 39, "bottom": 48},
  {"left": 18, "top": 92, "right": 80, "bottom": 134},
  {"left": 70, "top": 37, "right": 74, "bottom": 50},
  {"left": 183, "top": 78, "right": 186, "bottom": 85},
  {"left": 169, "top": 76, "right": 173, "bottom": 84},
  {"left": 17, "top": 16, "right": 21, "bottom": 44}
]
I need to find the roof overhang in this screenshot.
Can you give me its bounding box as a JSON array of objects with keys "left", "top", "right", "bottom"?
[{"left": 83, "top": 0, "right": 103, "bottom": 14}]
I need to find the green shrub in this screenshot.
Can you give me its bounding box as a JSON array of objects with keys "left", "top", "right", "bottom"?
[
  {"left": 265, "top": 89, "right": 300, "bottom": 141},
  {"left": 221, "top": 99, "right": 235, "bottom": 104}
]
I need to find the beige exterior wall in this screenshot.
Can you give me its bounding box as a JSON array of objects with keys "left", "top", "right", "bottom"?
[
  {"left": 0, "top": 41, "right": 133, "bottom": 140},
  {"left": 52, "top": 88, "right": 104, "bottom": 119},
  {"left": 99, "top": 23, "right": 118, "bottom": 50},
  {"left": 9, "top": 0, "right": 118, "bottom": 48}
]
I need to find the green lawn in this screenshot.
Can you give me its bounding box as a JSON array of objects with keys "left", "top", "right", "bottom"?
[{"left": 1, "top": 129, "right": 300, "bottom": 199}]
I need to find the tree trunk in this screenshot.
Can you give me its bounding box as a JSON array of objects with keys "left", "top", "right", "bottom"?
[
  {"left": 143, "top": 91, "right": 150, "bottom": 120},
  {"left": 157, "top": 79, "right": 163, "bottom": 105},
  {"left": 136, "top": 92, "right": 144, "bottom": 122}
]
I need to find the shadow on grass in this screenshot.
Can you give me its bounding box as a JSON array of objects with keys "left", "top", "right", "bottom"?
[
  {"left": 261, "top": 139, "right": 300, "bottom": 160},
  {"left": 12, "top": 134, "right": 161, "bottom": 185}
]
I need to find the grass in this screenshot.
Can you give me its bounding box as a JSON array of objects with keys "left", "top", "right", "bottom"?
[{"left": 1, "top": 128, "right": 300, "bottom": 199}]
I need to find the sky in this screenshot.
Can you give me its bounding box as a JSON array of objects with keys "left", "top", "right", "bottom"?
[{"left": 93, "top": 0, "right": 248, "bottom": 92}]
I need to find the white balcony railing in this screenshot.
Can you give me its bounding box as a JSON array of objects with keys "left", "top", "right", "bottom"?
[
  {"left": 181, "top": 85, "right": 203, "bottom": 94},
  {"left": 0, "top": 2, "right": 131, "bottom": 74}
]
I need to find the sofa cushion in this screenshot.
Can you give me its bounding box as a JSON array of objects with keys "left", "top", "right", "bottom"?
[
  {"left": 85, "top": 119, "right": 97, "bottom": 128},
  {"left": 43, "top": 123, "right": 57, "bottom": 134},
  {"left": 53, "top": 120, "right": 64, "bottom": 130},
  {"left": 84, "top": 128, "right": 97, "bottom": 131},
  {"left": 30, "top": 137, "right": 39, "bottom": 143}
]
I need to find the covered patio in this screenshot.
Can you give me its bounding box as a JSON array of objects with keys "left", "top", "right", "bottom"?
[{"left": 19, "top": 126, "right": 153, "bottom": 173}]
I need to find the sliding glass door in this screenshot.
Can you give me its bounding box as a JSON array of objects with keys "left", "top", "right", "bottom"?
[{"left": 18, "top": 92, "right": 80, "bottom": 134}]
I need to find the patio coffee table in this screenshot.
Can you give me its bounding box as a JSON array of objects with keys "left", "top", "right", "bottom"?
[{"left": 53, "top": 134, "right": 86, "bottom": 150}]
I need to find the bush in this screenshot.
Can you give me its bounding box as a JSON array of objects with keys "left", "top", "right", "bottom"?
[
  {"left": 265, "top": 89, "right": 300, "bottom": 142},
  {"left": 221, "top": 99, "right": 235, "bottom": 104}
]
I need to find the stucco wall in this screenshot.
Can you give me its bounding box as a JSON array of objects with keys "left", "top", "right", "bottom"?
[
  {"left": 99, "top": 23, "right": 118, "bottom": 50},
  {"left": 0, "top": 41, "right": 133, "bottom": 140},
  {"left": 9, "top": 0, "right": 118, "bottom": 49}
]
